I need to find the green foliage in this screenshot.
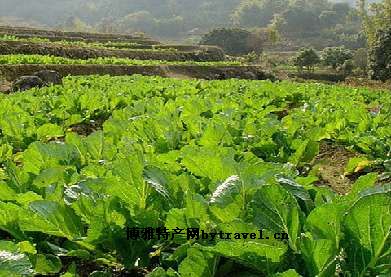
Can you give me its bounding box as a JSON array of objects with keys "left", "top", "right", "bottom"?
[
  {"left": 200, "top": 28, "right": 264, "bottom": 55},
  {"left": 359, "top": 0, "right": 391, "bottom": 46},
  {"left": 321, "top": 46, "right": 353, "bottom": 70},
  {"left": 0, "top": 75, "right": 389, "bottom": 276},
  {"left": 0, "top": 54, "right": 240, "bottom": 66},
  {"left": 293, "top": 48, "right": 320, "bottom": 72}
]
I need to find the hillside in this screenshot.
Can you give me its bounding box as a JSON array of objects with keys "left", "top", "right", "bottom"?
[{"left": 0, "top": 0, "right": 373, "bottom": 41}]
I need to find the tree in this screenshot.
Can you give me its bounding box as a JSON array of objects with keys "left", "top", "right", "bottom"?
[
  {"left": 319, "top": 10, "right": 339, "bottom": 28},
  {"left": 369, "top": 28, "right": 391, "bottom": 81},
  {"left": 231, "top": 0, "right": 284, "bottom": 28},
  {"left": 359, "top": 0, "right": 391, "bottom": 46},
  {"left": 200, "top": 28, "right": 265, "bottom": 55},
  {"left": 293, "top": 48, "right": 320, "bottom": 72},
  {"left": 321, "top": 46, "right": 353, "bottom": 70}
]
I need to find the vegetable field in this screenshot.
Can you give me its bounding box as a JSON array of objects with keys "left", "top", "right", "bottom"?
[
  {"left": 0, "top": 75, "right": 390, "bottom": 276},
  {"left": 0, "top": 55, "right": 239, "bottom": 66}
]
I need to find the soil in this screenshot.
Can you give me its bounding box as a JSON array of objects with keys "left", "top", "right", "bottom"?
[
  {"left": 312, "top": 141, "right": 361, "bottom": 194},
  {"left": 69, "top": 117, "right": 106, "bottom": 136},
  {"left": 0, "top": 79, "right": 12, "bottom": 93}
]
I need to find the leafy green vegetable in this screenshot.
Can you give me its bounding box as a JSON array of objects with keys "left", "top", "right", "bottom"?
[{"left": 0, "top": 75, "right": 389, "bottom": 276}]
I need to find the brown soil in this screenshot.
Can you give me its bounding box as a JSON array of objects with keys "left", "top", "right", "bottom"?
[
  {"left": 68, "top": 117, "right": 106, "bottom": 136},
  {"left": 0, "top": 64, "right": 274, "bottom": 82},
  {"left": 342, "top": 77, "right": 391, "bottom": 91},
  {"left": 312, "top": 142, "right": 362, "bottom": 194},
  {"left": 0, "top": 79, "right": 12, "bottom": 94},
  {"left": 0, "top": 41, "right": 225, "bottom": 62}
]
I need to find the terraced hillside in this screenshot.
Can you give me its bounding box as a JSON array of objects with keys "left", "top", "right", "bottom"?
[{"left": 0, "top": 26, "right": 271, "bottom": 82}]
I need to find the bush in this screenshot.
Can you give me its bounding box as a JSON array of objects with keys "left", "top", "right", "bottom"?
[
  {"left": 369, "top": 28, "right": 391, "bottom": 81},
  {"left": 337, "top": 60, "right": 354, "bottom": 76},
  {"left": 200, "top": 28, "right": 264, "bottom": 55},
  {"left": 293, "top": 48, "right": 320, "bottom": 72},
  {"left": 321, "top": 46, "right": 353, "bottom": 70}
]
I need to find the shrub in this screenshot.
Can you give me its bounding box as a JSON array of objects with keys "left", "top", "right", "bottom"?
[{"left": 337, "top": 59, "right": 354, "bottom": 76}]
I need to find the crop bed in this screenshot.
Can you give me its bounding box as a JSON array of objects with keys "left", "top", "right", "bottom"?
[
  {"left": 0, "top": 64, "right": 271, "bottom": 81},
  {"left": 0, "top": 32, "right": 161, "bottom": 45},
  {"left": 0, "top": 75, "right": 389, "bottom": 276},
  {"left": 0, "top": 42, "right": 225, "bottom": 62},
  {"left": 0, "top": 35, "right": 212, "bottom": 52},
  {"left": 0, "top": 26, "right": 148, "bottom": 41}
]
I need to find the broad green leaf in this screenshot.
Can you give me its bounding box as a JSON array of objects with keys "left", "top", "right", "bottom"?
[
  {"left": 178, "top": 246, "right": 217, "bottom": 277},
  {"left": 0, "top": 201, "right": 26, "bottom": 240},
  {"left": 199, "top": 121, "right": 233, "bottom": 146},
  {"left": 180, "top": 146, "right": 237, "bottom": 182},
  {"left": 250, "top": 185, "right": 301, "bottom": 251},
  {"left": 22, "top": 142, "right": 79, "bottom": 175},
  {"left": 301, "top": 235, "right": 337, "bottom": 277},
  {"left": 0, "top": 182, "right": 17, "bottom": 201},
  {"left": 33, "top": 167, "right": 69, "bottom": 189},
  {"left": 306, "top": 203, "right": 342, "bottom": 248},
  {"left": 204, "top": 240, "right": 287, "bottom": 273},
  {"left": 342, "top": 192, "right": 391, "bottom": 276},
  {"left": 20, "top": 200, "right": 83, "bottom": 240}
]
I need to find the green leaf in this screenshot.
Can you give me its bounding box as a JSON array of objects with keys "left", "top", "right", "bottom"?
[
  {"left": 0, "top": 240, "right": 34, "bottom": 276},
  {"left": 301, "top": 235, "right": 337, "bottom": 277},
  {"left": 0, "top": 182, "right": 17, "bottom": 201},
  {"left": 37, "top": 123, "right": 64, "bottom": 140},
  {"left": 33, "top": 254, "right": 62, "bottom": 274},
  {"left": 273, "top": 269, "right": 302, "bottom": 277},
  {"left": 289, "top": 140, "right": 319, "bottom": 166},
  {"left": 342, "top": 192, "right": 391, "bottom": 276},
  {"left": 61, "top": 262, "right": 79, "bottom": 277},
  {"left": 20, "top": 200, "right": 83, "bottom": 240},
  {"left": 204, "top": 240, "right": 287, "bottom": 273},
  {"left": 345, "top": 157, "right": 372, "bottom": 175},
  {"left": 180, "top": 146, "right": 237, "bottom": 182},
  {"left": 33, "top": 167, "right": 69, "bottom": 189},
  {"left": 178, "top": 246, "right": 217, "bottom": 277},
  {"left": 344, "top": 173, "right": 378, "bottom": 203},
  {"left": 306, "top": 203, "right": 343, "bottom": 248},
  {"left": 250, "top": 185, "right": 301, "bottom": 251},
  {"left": 22, "top": 142, "right": 79, "bottom": 175},
  {"left": 0, "top": 201, "right": 26, "bottom": 240},
  {"left": 199, "top": 121, "right": 233, "bottom": 146}
]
